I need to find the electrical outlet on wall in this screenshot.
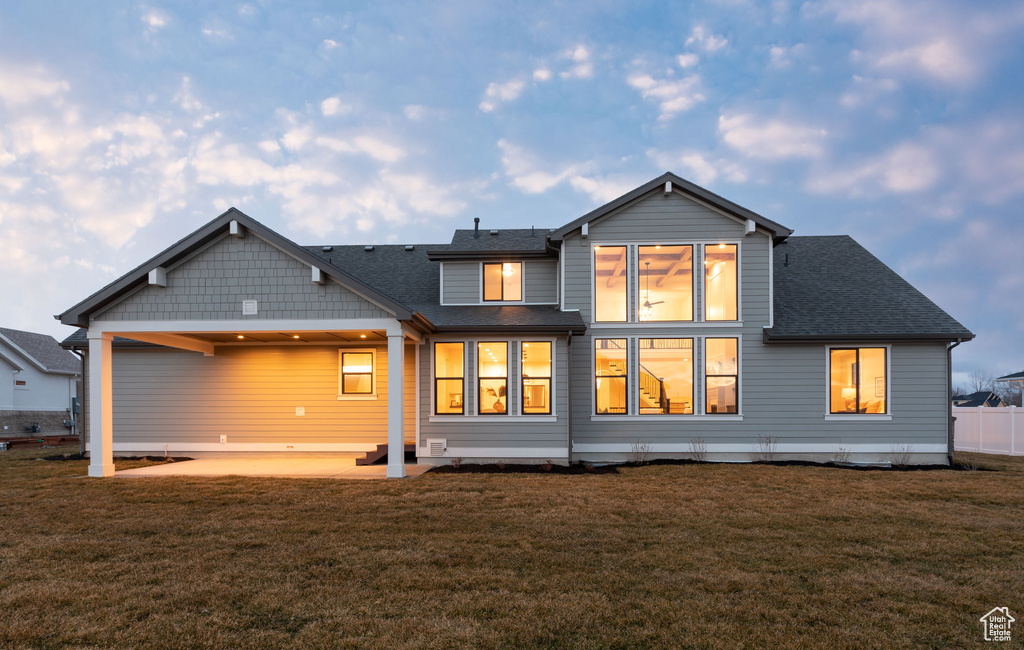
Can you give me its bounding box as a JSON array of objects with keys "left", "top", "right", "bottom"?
[
  {"left": 295, "top": 407, "right": 305, "bottom": 416},
  {"left": 220, "top": 435, "right": 227, "bottom": 444}
]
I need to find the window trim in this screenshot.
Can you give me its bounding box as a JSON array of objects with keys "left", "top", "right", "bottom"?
[
  {"left": 338, "top": 348, "right": 377, "bottom": 400},
  {"left": 478, "top": 341, "right": 509, "bottom": 415},
  {"left": 636, "top": 244, "right": 695, "bottom": 323},
  {"left": 825, "top": 345, "right": 891, "bottom": 418},
  {"left": 14, "top": 378, "right": 27, "bottom": 389},
  {"left": 703, "top": 243, "right": 740, "bottom": 322},
  {"left": 637, "top": 337, "right": 695, "bottom": 416},
  {"left": 481, "top": 262, "right": 524, "bottom": 303},
  {"left": 592, "top": 245, "right": 630, "bottom": 323},
  {"left": 521, "top": 341, "right": 553, "bottom": 415},
  {"left": 594, "top": 338, "right": 629, "bottom": 415},
  {"left": 704, "top": 337, "right": 740, "bottom": 415},
  {"left": 433, "top": 341, "right": 466, "bottom": 415}
]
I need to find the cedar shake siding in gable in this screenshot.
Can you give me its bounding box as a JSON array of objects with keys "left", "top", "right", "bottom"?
[{"left": 93, "top": 233, "right": 393, "bottom": 322}]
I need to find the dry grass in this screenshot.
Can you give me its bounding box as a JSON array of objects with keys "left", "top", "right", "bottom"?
[{"left": 1, "top": 448, "right": 1021, "bottom": 649}]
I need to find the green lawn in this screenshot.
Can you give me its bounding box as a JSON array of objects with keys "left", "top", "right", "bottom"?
[{"left": 1, "top": 448, "right": 1021, "bottom": 648}]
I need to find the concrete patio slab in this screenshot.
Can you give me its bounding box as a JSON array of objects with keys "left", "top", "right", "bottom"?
[{"left": 115, "top": 457, "right": 433, "bottom": 479}]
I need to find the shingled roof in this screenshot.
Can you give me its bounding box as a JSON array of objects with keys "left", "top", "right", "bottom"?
[
  {"left": 426, "top": 227, "right": 554, "bottom": 260},
  {"left": 1, "top": 327, "right": 82, "bottom": 374},
  {"left": 765, "top": 236, "right": 973, "bottom": 342}
]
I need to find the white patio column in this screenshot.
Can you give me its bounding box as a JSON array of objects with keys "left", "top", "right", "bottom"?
[
  {"left": 87, "top": 331, "right": 115, "bottom": 477},
  {"left": 386, "top": 329, "right": 406, "bottom": 478}
]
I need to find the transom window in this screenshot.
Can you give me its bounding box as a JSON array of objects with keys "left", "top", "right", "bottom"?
[
  {"left": 483, "top": 262, "right": 522, "bottom": 301},
  {"left": 478, "top": 342, "right": 508, "bottom": 414},
  {"left": 638, "top": 245, "right": 693, "bottom": 321},
  {"left": 705, "top": 338, "right": 738, "bottom": 414},
  {"left": 830, "top": 348, "right": 887, "bottom": 414},
  {"left": 595, "top": 338, "right": 628, "bottom": 414},
  {"left": 522, "top": 341, "right": 552, "bottom": 415},
  {"left": 639, "top": 339, "right": 693, "bottom": 414},
  {"left": 340, "top": 352, "right": 374, "bottom": 395},
  {"left": 434, "top": 342, "right": 464, "bottom": 414}
]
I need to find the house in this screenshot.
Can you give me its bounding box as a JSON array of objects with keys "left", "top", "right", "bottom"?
[
  {"left": 996, "top": 370, "right": 1024, "bottom": 388},
  {"left": 0, "top": 327, "right": 82, "bottom": 435},
  {"left": 58, "top": 173, "right": 973, "bottom": 477},
  {"left": 951, "top": 391, "right": 1005, "bottom": 408}
]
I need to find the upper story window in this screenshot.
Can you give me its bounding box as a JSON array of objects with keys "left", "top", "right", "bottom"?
[
  {"left": 594, "top": 246, "right": 628, "bottom": 322},
  {"left": 522, "top": 341, "right": 552, "bottom": 414},
  {"left": 830, "top": 347, "right": 887, "bottom": 414},
  {"left": 638, "top": 245, "right": 693, "bottom": 322},
  {"left": 478, "top": 342, "right": 508, "bottom": 414},
  {"left": 483, "top": 263, "right": 522, "bottom": 301},
  {"left": 435, "top": 342, "right": 464, "bottom": 414},
  {"left": 705, "top": 244, "right": 738, "bottom": 321}
]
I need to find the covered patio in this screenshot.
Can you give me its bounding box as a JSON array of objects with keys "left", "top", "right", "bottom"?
[{"left": 115, "top": 455, "right": 433, "bottom": 479}]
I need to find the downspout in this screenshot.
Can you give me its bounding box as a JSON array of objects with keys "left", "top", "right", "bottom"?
[
  {"left": 947, "top": 339, "right": 963, "bottom": 466},
  {"left": 566, "top": 330, "right": 573, "bottom": 466},
  {"left": 72, "top": 346, "right": 87, "bottom": 457}
]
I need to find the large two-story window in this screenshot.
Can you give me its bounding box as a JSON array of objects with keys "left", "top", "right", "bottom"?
[
  {"left": 483, "top": 263, "right": 522, "bottom": 301},
  {"left": 639, "top": 338, "right": 693, "bottom": 414},
  {"left": 435, "top": 342, "right": 464, "bottom": 414},
  {"left": 829, "top": 348, "right": 887, "bottom": 414},
  {"left": 638, "top": 245, "right": 693, "bottom": 321},
  {"left": 478, "top": 342, "right": 508, "bottom": 414},
  {"left": 595, "top": 338, "right": 628, "bottom": 414},
  {"left": 705, "top": 338, "right": 738, "bottom": 414},
  {"left": 705, "top": 244, "right": 737, "bottom": 321},
  {"left": 521, "top": 341, "right": 551, "bottom": 414},
  {"left": 594, "top": 246, "right": 628, "bottom": 321}
]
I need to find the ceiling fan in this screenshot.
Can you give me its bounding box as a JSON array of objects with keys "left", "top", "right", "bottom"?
[{"left": 639, "top": 261, "right": 663, "bottom": 319}]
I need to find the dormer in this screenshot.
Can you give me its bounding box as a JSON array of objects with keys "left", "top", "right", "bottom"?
[{"left": 428, "top": 219, "right": 559, "bottom": 306}]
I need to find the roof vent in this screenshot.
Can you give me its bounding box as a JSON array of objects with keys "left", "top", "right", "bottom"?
[
  {"left": 322, "top": 246, "right": 333, "bottom": 252},
  {"left": 364, "top": 245, "right": 374, "bottom": 252},
  {"left": 473, "top": 217, "right": 480, "bottom": 239},
  {"left": 490, "top": 229, "right": 498, "bottom": 236},
  {"left": 531, "top": 225, "right": 535, "bottom": 236},
  {"left": 405, "top": 245, "right": 415, "bottom": 251}
]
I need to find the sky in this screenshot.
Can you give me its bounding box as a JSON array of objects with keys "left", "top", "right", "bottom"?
[{"left": 0, "top": 0, "right": 1022, "bottom": 385}]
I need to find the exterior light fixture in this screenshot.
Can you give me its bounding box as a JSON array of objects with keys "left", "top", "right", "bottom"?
[
  {"left": 292, "top": 335, "right": 300, "bottom": 339},
  {"left": 237, "top": 335, "right": 245, "bottom": 340},
  {"left": 360, "top": 334, "right": 366, "bottom": 339}
]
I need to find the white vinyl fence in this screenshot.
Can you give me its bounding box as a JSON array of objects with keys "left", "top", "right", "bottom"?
[{"left": 953, "top": 406, "right": 1023, "bottom": 456}]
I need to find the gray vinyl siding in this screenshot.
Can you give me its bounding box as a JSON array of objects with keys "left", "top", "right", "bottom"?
[
  {"left": 109, "top": 344, "right": 416, "bottom": 445},
  {"left": 94, "top": 233, "right": 393, "bottom": 321},
  {"left": 417, "top": 335, "right": 569, "bottom": 453},
  {"left": 561, "top": 189, "right": 947, "bottom": 453},
  {"left": 441, "top": 262, "right": 479, "bottom": 304},
  {"left": 524, "top": 259, "right": 558, "bottom": 304}
]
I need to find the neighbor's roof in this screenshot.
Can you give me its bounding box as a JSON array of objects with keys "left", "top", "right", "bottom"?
[
  {"left": 548, "top": 172, "right": 794, "bottom": 242},
  {"left": 997, "top": 370, "right": 1024, "bottom": 382},
  {"left": 952, "top": 391, "right": 1003, "bottom": 407},
  {"left": 0, "top": 327, "right": 82, "bottom": 374},
  {"left": 426, "top": 228, "right": 554, "bottom": 260},
  {"left": 764, "top": 236, "right": 974, "bottom": 342}
]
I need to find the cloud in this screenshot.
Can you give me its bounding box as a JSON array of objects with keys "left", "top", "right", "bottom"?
[
  {"left": 479, "top": 79, "right": 525, "bottom": 112},
  {"left": 568, "top": 174, "right": 645, "bottom": 203},
  {"left": 647, "top": 149, "right": 748, "bottom": 185},
  {"left": 685, "top": 25, "right": 728, "bottom": 52},
  {"left": 0, "top": 65, "right": 69, "bottom": 105},
  {"left": 768, "top": 43, "right": 806, "bottom": 68},
  {"left": 140, "top": 8, "right": 168, "bottom": 29},
  {"left": 533, "top": 68, "right": 552, "bottom": 81},
  {"left": 561, "top": 45, "right": 594, "bottom": 79},
  {"left": 839, "top": 75, "right": 899, "bottom": 109},
  {"left": 628, "top": 73, "right": 705, "bottom": 120},
  {"left": 174, "top": 76, "right": 203, "bottom": 112},
  {"left": 322, "top": 39, "right": 339, "bottom": 49},
  {"left": 320, "top": 96, "right": 350, "bottom": 117},
  {"left": 810, "top": 142, "right": 940, "bottom": 196},
  {"left": 677, "top": 53, "right": 699, "bottom": 68},
  {"left": 718, "top": 113, "right": 827, "bottom": 159}
]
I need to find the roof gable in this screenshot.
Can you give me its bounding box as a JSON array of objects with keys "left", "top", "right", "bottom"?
[
  {"left": 0, "top": 327, "right": 81, "bottom": 374},
  {"left": 548, "top": 172, "right": 793, "bottom": 242},
  {"left": 59, "top": 209, "right": 413, "bottom": 327}
]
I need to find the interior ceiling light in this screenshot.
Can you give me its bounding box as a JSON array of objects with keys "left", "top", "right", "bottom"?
[
  {"left": 502, "top": 263, "right": 513, "bottom": 276},
  {"left": 639, "top": 261, "right": 663, "bottom": 320}
]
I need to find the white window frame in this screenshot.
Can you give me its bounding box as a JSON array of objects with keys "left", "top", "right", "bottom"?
[
  {"left": 824, "top": 345, "right": 892, "bottom": 421},
  {"left": 338, "top": 348, "right": 378, "bottom": 400},
  {"left": 590, "top": 241, "right": 743, "bottom": 327},
  {"left": 480, "top": 261, "right": 525, "bottom": 304},
  {"left": 703, "top": 336, "right": 742, "bottom": 416},
  {"left": 429, "top": 336, "right": 557, "bottom": 422}
]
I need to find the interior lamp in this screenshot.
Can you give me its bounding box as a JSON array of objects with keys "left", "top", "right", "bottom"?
[
  {"left": 502, "top": 263, "right": 513, "bottom": 276},
  {"left": 841, "top": 388, "right": 857, "bottom": 400}
]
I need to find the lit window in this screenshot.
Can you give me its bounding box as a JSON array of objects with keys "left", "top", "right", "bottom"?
[
  {"left": 595, "top": 339, "right": 628, "bottom": 414},
  {"left": 639, "top": 339, "right": 693, "bottom": 414},
  {"left": 706, "top": 338, "right": 738, "bottom": 414},
  {"left": 435, "top": 343, "right": 464, "bottom": 414},
  {"left": 479, "top": 342, "right": 508, "bottom": 414},
  {"left": 522, "top": 342, "right": 552, "bottom": 415},
  {"left": 830, "top": 348, "right": 887, "bottom": 414},
  {"left": 594, "top": 246, "right": 628, "bottom": 322},
  {"left": 341, "top": 352, "right": 373, "bottom": 394},
  {"left": 638, "top": 245, "right": 693, "bottom": 321},
  {"left": 705, "top": 244, "right": 737, "bottom": 321},
  {"left": 483, "top": 263, "right": 522, "bottom": 301}
]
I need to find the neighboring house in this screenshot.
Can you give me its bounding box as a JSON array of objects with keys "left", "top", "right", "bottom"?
[
  {"left": 951, "top": 391, "right": 1005, "bottom": 408},
  {"left": 0, "top": 327, "right": 82, "bottom": 434},
  {"left": 996, "top": 369, "right": 1024, "bottom": 389},
  {"left": 59, "top": 173, "right": 973, "bottom": 478}
]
